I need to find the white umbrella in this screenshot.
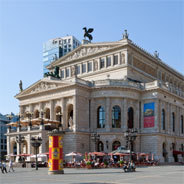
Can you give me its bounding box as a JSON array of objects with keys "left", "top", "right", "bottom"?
[
  {"left": 65, "top": 152, "right": 82, "bottom": 157},
  {"left": 30, "top": 154, "right": 47, "bottom": 158}
]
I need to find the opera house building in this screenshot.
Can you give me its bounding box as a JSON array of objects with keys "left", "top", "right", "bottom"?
[{"left": 6, "top": 31, "right": 184, "bottom": 163}]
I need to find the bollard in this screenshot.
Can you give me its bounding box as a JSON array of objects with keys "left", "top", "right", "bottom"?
[{"left": 48, "top": 130, "right": 64, "bottom": 175}]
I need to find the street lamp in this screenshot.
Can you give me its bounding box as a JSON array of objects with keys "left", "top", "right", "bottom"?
[
  {"left": 30, "top": 137, "right": 42, "bottom": 170},
  {"left": 16, "top": 134, "right": 25, "bottom": 162},
  {"left": 40, "top": 110, "right": 45, "bottom": 125},
  {"left": 124, "top": 128, "right": 138, "bottom": 162},
  {"left": 91, "top": 133, "right": 100, "bottom": 151},
  {"left": 56, "top": 112, "right": 63, "bottom": 131}
]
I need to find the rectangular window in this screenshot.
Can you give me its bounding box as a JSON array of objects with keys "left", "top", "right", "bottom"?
[
  {"left": 61, "top": 70, "right": 64, "bottom": 78},
  {"left": 88, "top": 62, "right": 92, "bottom": 72},
  {"left": 107, "top": 56, "right": 111, "bottom": 67},
  {"left": 100, "top": 58, "right": 105, "bottom": 69},
  {"left": 66, "top": 68, "right": 70, "bottom": 77},
  {"left": 113, "top": 55, "right": 118, "bottom": 65},
  {"left": 82, "top": 63, "right": 86, "bottom": 73},
  {"left": 68, "top": 49, "right": 71, "bottom": 52},
  {"left": 68, "top": 39, "right": 71, "bottom": 43},
  {"left": 76, "top": 65, "right": 80, "bottom": 75}
]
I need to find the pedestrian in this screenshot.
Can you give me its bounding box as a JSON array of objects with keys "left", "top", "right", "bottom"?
[
  {"left": 2, "top": 161, "right": 8, "bottom": 174},
  {"left": 8, "top": 160, "right": 15, "bottom": 172}
]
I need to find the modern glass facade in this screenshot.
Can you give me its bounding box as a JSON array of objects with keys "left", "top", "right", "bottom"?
[{"left": 43, "top": 36, "right": 81, "bottom": 75}]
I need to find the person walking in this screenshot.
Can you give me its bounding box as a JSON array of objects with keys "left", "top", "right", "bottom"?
[
  {"left": 8, "top": 160, "right": 15, "bottom": 172},
  {"left": 2, "top": 161, "right": 8, "bottom": 174}
]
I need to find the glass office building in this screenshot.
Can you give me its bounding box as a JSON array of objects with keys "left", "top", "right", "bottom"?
[{"left": 43, "top": 36, "right": 81, "bottom": 75}]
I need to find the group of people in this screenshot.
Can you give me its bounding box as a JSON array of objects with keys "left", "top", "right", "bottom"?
[
  {"left": 123, "top": 160, "right": 136, "bottom": 172},
  {"left": 0, "top": 160, "right": 15, "bottom": 174}
]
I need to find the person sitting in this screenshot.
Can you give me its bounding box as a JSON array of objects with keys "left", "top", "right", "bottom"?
[
  {"left": 123, "top": 161, "right": 128, "bottom": 172},
  {"left": 129, "top": 161, "right": 136, "bottom": 171}
]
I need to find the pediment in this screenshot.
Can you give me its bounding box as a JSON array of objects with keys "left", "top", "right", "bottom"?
[
  {"left": 51, "top": 42, "right": 122, "bottom": 67},
  {"left": 16, "top": 78, "right": 70, "bottom": 98}
]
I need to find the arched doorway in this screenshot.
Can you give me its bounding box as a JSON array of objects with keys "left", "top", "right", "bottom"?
[
  {"left": 97, "top": 141, "right": 104, "bottom": 152},
  {"left": 162, "top": 142, "right": 168, "bottom": 162},
  {"left": 172, "top": 143, "right": 178, "bottom": 162},
  {"left": 128, "top": 107, "right": 134, "bottom": 129},
  {"left": 112, "top": 141, "right": 121, "bottom": 151},
  {"left": 55, "top": 106, "right": 62, "bottom": 122},
  {"left": 34, "top": 110, "right": 39, "bottom": 118},
  {"left": 45, "top": 108, "right": 50, "bottom": 119}
]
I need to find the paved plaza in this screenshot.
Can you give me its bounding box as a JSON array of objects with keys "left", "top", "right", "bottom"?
[{"left": 1, "top": 166, "right": 184, "bottom": 184}]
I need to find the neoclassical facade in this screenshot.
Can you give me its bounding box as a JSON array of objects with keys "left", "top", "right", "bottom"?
[{"left": 6, "top": 32, "right": 184, "bottom": 162}]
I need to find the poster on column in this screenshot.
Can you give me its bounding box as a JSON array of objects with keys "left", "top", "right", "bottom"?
[{"left": 144, "top": 102, "right": 155, "bottom": 128}]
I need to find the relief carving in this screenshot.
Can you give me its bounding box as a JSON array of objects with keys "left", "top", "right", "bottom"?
[
  {"left": 31, "top": 82, "right": 57, "bottom": 93},
  {"left": 66, "top": 46, "right": 111, "bottom": 61},
  {"left": 71, "top": 66, "right": 76, "bottom": 77}
]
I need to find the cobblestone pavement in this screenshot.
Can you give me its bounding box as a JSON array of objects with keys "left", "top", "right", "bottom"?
[{"left": 0, "top": 166, "right": 184, "bottom": 184}]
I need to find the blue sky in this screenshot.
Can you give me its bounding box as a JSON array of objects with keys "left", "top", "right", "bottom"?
[{"left": 0, "top": 0, "right": 183, "bottom": 115}]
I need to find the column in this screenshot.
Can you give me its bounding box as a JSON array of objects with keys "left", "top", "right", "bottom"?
[
  {"left": 123, "top": 98, "right": 127, "bottom": 130},
  {"left": 118, "top": 52, "right": 121, "bottom": 65},
  {"left": 61, "top": 98, "right": 66, "bottom": 129},
  {"left": 7, "top": 136, "right": 10, "bottom": 155},
  {"left": 50, "top": 100, "right": 54, "bottom": 120},
  {"left": 105, "top": 97, "right": 110, "bottom": 131},
  {"left": 27, "top": 134, "right": 31, "bottom": 155},
  {"left": 135, "top": 101, "right": 139, "bottom": 130},
  {"left": 73, "top": 95, "right": 77, "bottom": 132},
  {"left": 90, "top": 98, "right": 95, "bottom": 132}
]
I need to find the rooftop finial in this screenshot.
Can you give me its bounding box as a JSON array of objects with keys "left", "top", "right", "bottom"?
[{"left": 123, "top": 29, "right": 129, "bottom": 39}]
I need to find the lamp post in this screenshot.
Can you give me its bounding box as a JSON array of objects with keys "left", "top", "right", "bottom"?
[
  {"left": 40, "top": 110, "right": 45, "bottom": 125},
  {"left": 124, "top": 128, "right": 138, "bottom": 162},
  {"left": 91, "top": 133, "right": 100, "bottom": 151},
  {"left": 30, "top": 137, "right": 42, "bottom": 170},
  {"left": 56, "top": 112, "right": 63, "bottom": 131}
]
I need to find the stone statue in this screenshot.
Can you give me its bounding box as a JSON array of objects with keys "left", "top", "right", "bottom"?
[
  {"left": 83, "top": 27, "right": 94, "bottom": 41},
  {"left": 69, "top": 117, "right": 73, "bottom": 128},
  {"left": 123, "top": 29, "right": 129, "bottom": 39},
  {"left": 19, "top": 80, "right": 23, "bottom": 92},
  {"left": 44, "top": 66, "right": 60, "bottom": 79},
  {"left": 154, "top": 51, "right": 159, "bottom": 58}
]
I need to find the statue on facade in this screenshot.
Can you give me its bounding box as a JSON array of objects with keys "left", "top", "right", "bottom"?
[
  {"left": 44, "top": 66, "right": 60, "bottom": 78},
  {"left": 19, "top": 80, "right": 23, "bottom": 92},
  {"left": 154, "top": 50, "right": 159, "bottom": 58},
  {"left": 123, "top": 29, "right": 129, "bottom": 39},
  {"left": 68, "top": 117, "right": 73, "bottom": 129},
  {"left": 83, "top": 27, "right": 94, "bottom": 41}
]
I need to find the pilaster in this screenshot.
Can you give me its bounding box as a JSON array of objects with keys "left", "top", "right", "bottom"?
[{"left": 105, "top": 97, "right": 110, "bottom": 131}]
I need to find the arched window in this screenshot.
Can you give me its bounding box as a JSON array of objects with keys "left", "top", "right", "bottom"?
[
  {"left": 55, "top": 106, "right": 62, "bottom": 122},
  {"left": 172, "top": 112, "right": 175, "bottom": 132},
  {"left": 161, "top": 109, "right": 165, "bottom": 130},
  {"left": 67, "top": 104, "right": 73, "bottom": 128},
  {"left": 45, "top": 108, "right": 50, "bottom": 119},
  {"left": 97, "top": 106, "right": 105, "bottom": 128},
  {"left": 97, "top": 141, "right": 104, "bottom": 152},
  {"left": 34, "top": 110, "right": 39, "bottom": 118},
  {"left": 112, "top": 141, "right": 121, "bottom": 151},
  {"left": 112, "top": 105, "right": 121, "bottom": 128},
  {"left": 128, "top": 107, "right": 134, "bottom": 129},
  {"left": 181, "top": 115, "right": 184, "bottom": 134}
]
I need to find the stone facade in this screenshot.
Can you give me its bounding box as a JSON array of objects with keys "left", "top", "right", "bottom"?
[{"left": 6, "top": 33, "right": 184, "bottom": 163}]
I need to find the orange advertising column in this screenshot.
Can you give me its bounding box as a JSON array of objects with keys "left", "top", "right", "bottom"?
[{"left": 48, "top": 131, "right": 64, "bottom": 175}]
